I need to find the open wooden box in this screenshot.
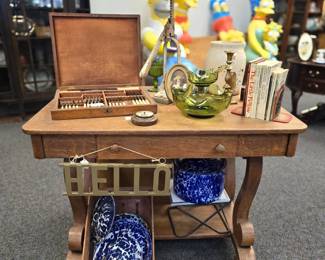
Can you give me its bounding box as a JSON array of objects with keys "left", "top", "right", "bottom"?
[{"left": 49, "top": 13, "right": 157, "bottom": 120}]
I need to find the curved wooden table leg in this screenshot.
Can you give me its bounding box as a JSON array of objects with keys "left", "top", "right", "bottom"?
[
  {"left": 65, "top": 163, "right": 92, "bottom": 253},
  {"left": 291, "top": 89, "right": 302, "bottom": 116},
  {"left": 68, "top": 196, "right": 87, "bottom": 252},
  {"left": 225, "top": 158, "right": 236, "bottom": 201},
  {"left": 233, "top": 157, "right": 263, "bottom": 260}
]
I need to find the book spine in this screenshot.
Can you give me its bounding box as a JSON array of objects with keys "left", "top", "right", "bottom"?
[
  {"left": 256, "top": 66, "right": 272, "bottom": 120},
  {"left": 242, "top": 65, "right": 250, "bottom": 116},
  {"left": 244, "top": 63, "right": 256, "bottom": 117},
  {"left": 270, "top": 70, "right": 288, "bottom": 120},
  {"left": 265, "top": 73, "right": 278, "bottom": 121},
  {"left": 271, "top": 85, "right": 285, "bottom": 120},
  {"left": 251, "top": 65, "right": 262, "bottom": 118}
]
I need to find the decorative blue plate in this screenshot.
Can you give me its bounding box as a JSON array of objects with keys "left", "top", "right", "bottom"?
[
  {"left": 91, "top": 196, "right": 116, "bottom": 243},
  {"left": 113, "top": 214, "right": 152, "bottom": 259},
  {"left": 174, "top": 159, "right": 226, "bottom": 204},
  {"left": 93, "top": 232, "right": 143, "bottom": 260},
  {"left": 93, "top": 213, "right": 152, "bottom": 260}
]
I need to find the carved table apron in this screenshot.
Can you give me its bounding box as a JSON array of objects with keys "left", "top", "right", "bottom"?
[{"left": 22, "top": 100, "right": 307, "bottom": 260}]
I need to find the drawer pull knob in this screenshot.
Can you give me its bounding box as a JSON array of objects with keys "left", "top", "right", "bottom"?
[
  {"left": 215, "top": 144, "right": 226, "bottom": 152},
  {"left": 109, "top": 144, "right": 120, "bottom": 152}
]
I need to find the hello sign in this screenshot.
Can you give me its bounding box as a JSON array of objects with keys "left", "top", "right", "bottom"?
[{"left": 61, "top": 162, "right": 172, "bottom": 196}]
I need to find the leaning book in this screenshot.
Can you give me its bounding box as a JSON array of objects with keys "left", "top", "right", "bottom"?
[
  {"left": 255, "top": 60, "right": 282, "bottom": 120},
  {"left": 265, "top": 68, "right": 283, "bottom": 120},
  {"left": 270, "top": 69, "right": 289, "bottom": 120},
  {"left": 243, "top": 57, "right": 265, "bottom": 117}
]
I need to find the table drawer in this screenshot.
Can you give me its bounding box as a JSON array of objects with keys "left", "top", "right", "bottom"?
[
  {"left": 39, "top": 134, "right": 292, "bottom": 159},
  {"left": 303, "top": 80, "right": 325, "bottom": 94},
  {"left": 301, "top": 66, "right": 325, "bottom": 80},
  {"left": 43, "top": 135, "right": 97, "bottom": 159},
  {"left": 97, "top": 134, "right": 289, "bottom": 159},
  {"left": 97, "top": 135, "right": 239, "bottom": 159}
]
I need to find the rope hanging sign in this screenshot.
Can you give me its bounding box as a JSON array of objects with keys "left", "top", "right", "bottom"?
[{"left": 61, "top": 144, "right": 172, "bottom": 197}]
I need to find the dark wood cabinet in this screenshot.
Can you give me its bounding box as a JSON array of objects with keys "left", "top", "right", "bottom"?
[
  {"left": 0, "top": 0, "right": 90, "bottom": 117},
  {"left": 0, "top": 36, "right": 11, "bottom": 96},
  {"left": 287, "top": 58, "right": 325, "bottom": 116},
  {"left": 277, "top": 0, "right": 324, "bottom": 62}
]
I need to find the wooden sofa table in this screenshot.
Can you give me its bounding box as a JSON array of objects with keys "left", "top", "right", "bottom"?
[{"left": 22, "top": 100, "right": 306, "bottom": 260}]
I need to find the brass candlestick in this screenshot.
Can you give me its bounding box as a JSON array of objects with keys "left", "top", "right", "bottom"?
[{"left": 224, "top": 51, "right": 237, "bottom": 95}]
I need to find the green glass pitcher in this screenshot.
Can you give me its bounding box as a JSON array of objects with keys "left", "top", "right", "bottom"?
[{"left": 164, "top": 51, "right": 236, "bottom": 117}]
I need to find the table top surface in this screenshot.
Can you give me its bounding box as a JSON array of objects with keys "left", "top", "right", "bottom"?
[
  {"left": 287, "top": 57, "right": 325, "bottom": 67},
  {"left": 22, "top": 99, "right": 307, "bottom": 136}
]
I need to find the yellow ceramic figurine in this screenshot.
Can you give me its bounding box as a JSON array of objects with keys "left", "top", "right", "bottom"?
[
  {"left": 263, "top": 21, "right": 283, "bottom": 60},
  {"left": 210, "top": 0, "right": 245, "bottom": 43},
  {"left": 219, "top": 29, "right": 245, "bottom": 43},
  {"left": 142, "top": 0, "right": 185, "bottom": 57},
  {"left": 174, "top": 0, "right": 199, "bottom": 55},
  {"left": 245, "top": 0, "right": 276, "bottom": 62}
]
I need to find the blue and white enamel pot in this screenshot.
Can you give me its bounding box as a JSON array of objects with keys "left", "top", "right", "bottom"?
[{"left": 173, "top": 159, "right": 226, "bottom": 204}]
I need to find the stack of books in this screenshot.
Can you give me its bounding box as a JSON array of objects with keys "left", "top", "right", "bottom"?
[{"left": 243, "top": 58, "right": 289, "bottom": 121}]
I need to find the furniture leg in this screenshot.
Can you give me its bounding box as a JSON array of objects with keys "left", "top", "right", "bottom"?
[
  {"left": 291, "top": 89, "right": 302, "bottom": 116},
  {"left": 66, "top": 165, "right": 92, "bottom": 253},
  {"left": 225, "top": 158, "right": 236, "bottom": 201},
  {"left": 67, "top": 196, "right": 87, "bottom": 252},
  {"left": 232, "top": 157, "right": 263, "bottom": 260}
]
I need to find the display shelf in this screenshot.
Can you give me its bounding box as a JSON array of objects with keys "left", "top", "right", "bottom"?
[
  {"left": 0, "top": 0, "right": 90, "bottom": 117},
  {"left": 66, "top": 196, "right": 233, "bottom": 259},
  {"left": 306, "top": 29, "right": 324, "bottom": 34},
  {"left": 11, "top": 6, "right": 64, "bottom": 11},
  {"left": 308, "top": 11, "right": 323, "bottom": 16},
  {"left": 279, "top": 0, "right": 324, "bottom": 61},
  {"left": 24, "top": 79, "right": 55, "bottom": 84},
  {"left": 21, "top": 63, "right": 54, "bottom": 68},
  {"left": 17, "top": 36, "right": 51, "bottom": 41},
  {"left": 153, "top": 197, "right": 234, "bottom": 240},
  {"left": 68, "top": 196, "right": 156, "bottom": 260},
  {"left": 0, "top": 92, "right": 54, "bottom": 103}
]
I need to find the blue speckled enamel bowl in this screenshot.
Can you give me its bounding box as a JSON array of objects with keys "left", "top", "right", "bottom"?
[
  {"left": 174, "top": 159, "right": 226, "bottom": 204},
  {"left": 91, "top": 196, "right": 116, "bottom": 243}
]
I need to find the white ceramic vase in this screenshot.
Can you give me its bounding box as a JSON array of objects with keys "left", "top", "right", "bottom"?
[{"left": 205, "top": 41, "right": 246, "bottom": 88}]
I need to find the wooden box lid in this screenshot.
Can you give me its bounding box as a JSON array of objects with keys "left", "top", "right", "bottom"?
[{"left": 49, "top": 13, "right": 142, "bottom": 90}]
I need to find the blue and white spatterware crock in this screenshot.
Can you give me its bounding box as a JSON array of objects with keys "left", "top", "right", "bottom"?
[{"left": 174, "top": 159, "right": 226, "bottom": 204}]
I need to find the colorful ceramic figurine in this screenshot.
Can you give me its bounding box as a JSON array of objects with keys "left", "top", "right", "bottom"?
[
  {"left": 210, "top": 0, "right": 233, "bottom": 32},
  {"left": 245, "top": 0, "right": 276, "bottom": 62},
  {"left": 174, "top": 0, "right": 199, "bottom": 55},
  {"left": 250, "top": 0, "right": 261, "bottom": 16},
  {"left": 263, "top": 21, "right": 283, "bottom": 60},
  {"left": 219, "top": 30, "right": 245, "bottom": 43},
  {"left": 142, "top": 0, "right": 185, "bottom": 58},
  {"left": 210, "top": 0, "right": 245, "bottom": 43}
]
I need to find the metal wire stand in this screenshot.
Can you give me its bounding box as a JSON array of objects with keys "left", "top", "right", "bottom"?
[{"left": 167, "top": 201, "right": 232, "bottom": 239}]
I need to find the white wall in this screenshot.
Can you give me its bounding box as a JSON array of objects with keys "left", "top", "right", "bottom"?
[{"left": 90, "top": 0, "right": 252, "bottom": 36}]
